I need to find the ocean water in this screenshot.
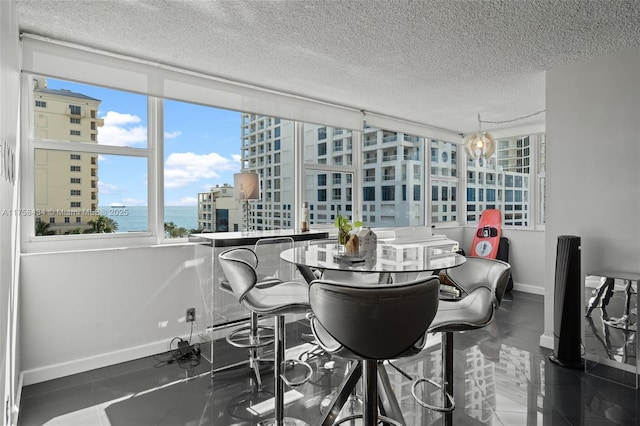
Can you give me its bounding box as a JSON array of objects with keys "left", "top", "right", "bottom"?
[{"left": 102, "top": 206, "right": 198, "bottom": 232}]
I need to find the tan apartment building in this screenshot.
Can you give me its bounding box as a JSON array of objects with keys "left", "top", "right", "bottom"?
[
  {"left": 197, "top": 183, "right": 241, "bottom": 232},
  {"left": 32, "top": 78, "right": 103, "bottom": 234}
]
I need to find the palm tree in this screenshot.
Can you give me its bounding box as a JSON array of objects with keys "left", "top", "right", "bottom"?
[
  {"left": 164, "top": 221, "right": 177, "bottom": 234},
  {"left": 85, "top": 215, "right": 119, "bottom": 233},
  {"left": 35, "top": 221, "right": 54, "bottom": 236}
]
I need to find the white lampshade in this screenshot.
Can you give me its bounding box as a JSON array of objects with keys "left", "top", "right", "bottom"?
[
  {"left": 234, "top": 173, "right": 260, "bottom": 200},
  {"left": 464, "top": 132, "right": 496, "bottom": 159}
]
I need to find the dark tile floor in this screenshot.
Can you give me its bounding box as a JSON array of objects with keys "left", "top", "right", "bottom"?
[{"left": 18, "top": 291, "right": 640, "bottom": 426}]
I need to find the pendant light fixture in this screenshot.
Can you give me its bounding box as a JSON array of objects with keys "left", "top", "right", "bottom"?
[{"left": 464, "top": 113, "right": 495, "bottom": 159}]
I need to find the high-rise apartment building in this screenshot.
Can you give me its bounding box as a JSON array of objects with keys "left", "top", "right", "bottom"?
[
  {"left": 236, "top": 113, "right": 534, "bottom": 230},
  {"left": 32, "top": 78, "right": 103, "bottom": 234},
  {"left": 240, "top": 114, "right": 295, "bottom": 230},
  {"left": 197, "top": 183, "right": 239, "bottom": 232}
]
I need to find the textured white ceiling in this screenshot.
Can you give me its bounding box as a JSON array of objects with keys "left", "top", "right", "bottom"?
[{"left": 14, "top": 0, "right": 640, "bottom": 134}]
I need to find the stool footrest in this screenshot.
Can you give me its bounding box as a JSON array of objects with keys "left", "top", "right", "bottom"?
[
  {"left": 280, "top": 359, "right": 313, "bottom": 387},
  {"left": 226, "top": 324, "right": 274, "bottom": 349},
  {"left": 333, "top": 414, "right": 403, "bottom": 426},
  {"left": 411, "top": 377, "right": 455, "bottom": 413}
]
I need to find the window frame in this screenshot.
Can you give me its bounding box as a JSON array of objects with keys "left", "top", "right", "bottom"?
[
  {"left": 462, "top": 131, "right": 545, "bottom": 231},
  {"left": 20, "top": 37, "right": 547, "bottom": 253},
  {"left": 21, "top": 73, "right": 159, "bottom": 252}
]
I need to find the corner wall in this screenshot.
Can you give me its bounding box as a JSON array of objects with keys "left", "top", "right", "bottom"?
[
  {"left": 1, "top": 0, "right": 21, "bottom": 424},
  {"left": 19, "top": 244, "right": 212, "bottom": 385},
  {"left": 543, "top": 47, "right": 640, "bottom": 347}
]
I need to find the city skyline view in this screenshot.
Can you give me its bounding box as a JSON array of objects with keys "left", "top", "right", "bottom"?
[{"left": 45, "top": 78, "right": 244, "bottom": 208}]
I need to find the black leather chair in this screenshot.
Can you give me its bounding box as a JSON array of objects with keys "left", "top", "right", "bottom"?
[
  {"left": 417, "top": 257, "right": 511, "bottom": 413},
  {"left": 219, "top": 247, "right": 313, "bottom": 426},
  {"left": 308, "top": 275, "right": 441, "bottom": 425}
]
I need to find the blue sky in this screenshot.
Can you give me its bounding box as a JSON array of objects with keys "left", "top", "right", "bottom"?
[{"left": 47, "top": 78, "right": 243, "bottom": 207}]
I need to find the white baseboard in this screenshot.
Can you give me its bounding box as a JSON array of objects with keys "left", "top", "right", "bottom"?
[
  {"left": 539, "top": 333, "right": 554, "bottom": 349},
  {"left": 20, "top": 317, "right": 299, "bottom": 386},
  {"left": 13, "top": 372, "right": 24, "bottom": 426},
  {"left": 513, "top": 282, "right": 545, "bottom": 295},
  {"left": 21, "top": 333, "right": 194, "bottom": 386}
]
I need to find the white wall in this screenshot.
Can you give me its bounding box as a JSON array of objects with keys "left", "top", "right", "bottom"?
[
  {"left": 1, "top": 0, "right": 21, "bottom": 424},
  {"left": 19, "top": 243, "right": 212, "bottom": 385},
  {"left": 460, "top": 227, "right": 545, "bottom": 294},
  {"left": 543, "top": 47, "right": 640, "bottom": 347}
]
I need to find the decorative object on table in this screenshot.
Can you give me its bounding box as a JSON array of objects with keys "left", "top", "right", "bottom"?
[
  {"left": 357, "top": 227, "right": 377, "bottom": 251},
  {"left": 344, "top": 233, "right": 359, "bottom": 254},
  {"left": 234, "top": 172, "right": 260, "bottom": 233},
  {"left": 464, "top": 113, "right": 495, "bottom": 159},
  {"left": 300, "top": 201, "right": 309, "bottom": 232},
  {"left": 335, "top": 210, "right": 363, "bottom": 246}
]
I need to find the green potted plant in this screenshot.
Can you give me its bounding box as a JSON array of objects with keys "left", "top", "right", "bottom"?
[{"left": 335, "top": 211, "right": 363, "bottom": 246}]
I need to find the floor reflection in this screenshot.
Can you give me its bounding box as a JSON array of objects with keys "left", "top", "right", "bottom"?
[
  {"left": 18, "top": 292, "right": 640, "bottom": 426},
  {"left": 584, "top": 275, "right": 638, "bottom": 390}
]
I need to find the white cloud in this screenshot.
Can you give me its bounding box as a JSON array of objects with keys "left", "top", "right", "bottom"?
[
  {"left": 97, "top": 181, "right": 120, "bottom": 194},
  {"left": 121, "top": 198, "right": 146, "bottom": 206},
  {"left": 165, "top": 130, "right": 182, "bottom": 139},
  {"left": 103, "top": 111, "right": 140, "bottom": 126},
  {"left": 165, "top": 152, "right": 237, "bottom": 188},
  {"left": 231, "top": 154, "right": 242, "bottom": 163},
  {"left": 166, "top": 196, "right": 198, "bottom": 206},
  {"left": 98, "top": 111, "right": 147, "bottom": 147}
]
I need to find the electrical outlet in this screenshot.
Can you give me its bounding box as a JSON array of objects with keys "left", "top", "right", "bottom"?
[{"left": 186, "top": 307, "right": 196, "bottom": 322}]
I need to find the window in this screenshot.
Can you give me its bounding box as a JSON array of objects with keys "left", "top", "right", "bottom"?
[
  {"left": 429, "top": 140, "right": 459, "bottom": 224},
  {"left": 318, "top": 127, "right": 327, "bottom": 140},
  {"left": 466, "top": 132, "right": 544, "bottom": 227},
  {"left": 363, "top": 128, "right": 425, "bottom": 226},
  {"left": 35, "top": 100, "right": 46, "bottom": 108},
  {"left": 318, "top": 142, "right": 327, "bottom": 156},
  {"left": 381, "top": 185, "right": 395, "bottom": 201},
  {"left": 363, "top": 187, "right": 375, "bottom": 201},
  {"left": 29, "top": 77, "right": 149, "bottom": 238},
  {"left": 413, "top": 184, "right": 421, "bottom": 201},
  {"left": 318, "top": 174, "right": 326, "bottom": 186}
]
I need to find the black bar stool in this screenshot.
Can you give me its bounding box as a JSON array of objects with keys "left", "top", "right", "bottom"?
[
  {"left": 219, "top": 247, "right": 313, "bottom": 426},
  {"left": 308, "top": 275, "right": 441, "bottom": 425}
]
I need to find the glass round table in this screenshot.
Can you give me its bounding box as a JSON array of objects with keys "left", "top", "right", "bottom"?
[
  {"left": 280, "top": 240, "right": 465, "bottom": 425},
  {"left": 280, "top": 241, "right": 466, "bottom": 283}
]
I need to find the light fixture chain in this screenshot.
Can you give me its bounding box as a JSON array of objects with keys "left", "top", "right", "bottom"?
[{"left": 479, "top": 110, "right": 546, "bottom": 125}]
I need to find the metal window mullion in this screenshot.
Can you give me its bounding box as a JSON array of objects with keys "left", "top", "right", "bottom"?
[
  {"left": 30, "top": 139, "right": 150, "bottom": 157},
  {"left": 149, "top": 96, "right": 163, "bottom": 242}
]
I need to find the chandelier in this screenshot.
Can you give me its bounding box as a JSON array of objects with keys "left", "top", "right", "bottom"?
[{"left": 464, "top": 113, "right": 495, "bottom": 159}]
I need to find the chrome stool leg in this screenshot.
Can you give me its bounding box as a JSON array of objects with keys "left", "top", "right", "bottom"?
[
  {"left": 411, "top": 332, "right": 455, "bottom": 413},
  {"left": 259, "top": 315, "right": 312, "bottom": 426}
]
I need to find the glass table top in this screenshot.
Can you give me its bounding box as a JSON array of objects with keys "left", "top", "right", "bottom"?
[{"left": 281, "top": 241, "right": 466, "bottom": 274}]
